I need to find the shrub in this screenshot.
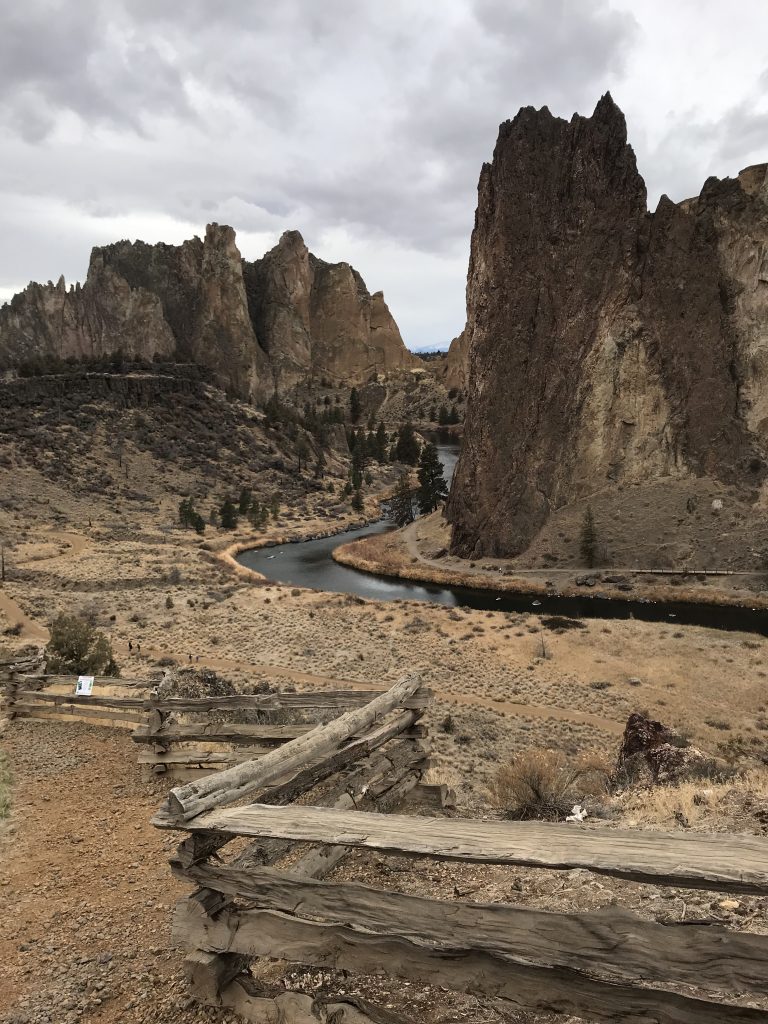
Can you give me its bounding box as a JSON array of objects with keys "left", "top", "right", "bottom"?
[
  {"left": 488, "top": 749, "right": 609, "bottom": 821},
  {"left": 46, "top": 614, "right": 120, "bottom": 676}
]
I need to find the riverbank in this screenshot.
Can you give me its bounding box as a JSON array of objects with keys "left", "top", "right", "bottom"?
[{"left": 333, "top": 514, "right": 768, "bottom": 612}]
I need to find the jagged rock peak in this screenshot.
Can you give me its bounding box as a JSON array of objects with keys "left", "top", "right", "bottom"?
[{"left": 446, "top": 96, "right": 768, "bottom": 559}]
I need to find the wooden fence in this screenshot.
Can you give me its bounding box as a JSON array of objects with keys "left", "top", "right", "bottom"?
[
  {"left": 131, "top": 688, "right": 420, "bottom": 781},
  {"left": 154, "top": 674, "right": 768, "bottom": 1024},
  {"left": 1, "top": 663, "right": 148, "bottom": 729},
  {"left": 1, "top": 662, "right": 450, "bottom": 799}
]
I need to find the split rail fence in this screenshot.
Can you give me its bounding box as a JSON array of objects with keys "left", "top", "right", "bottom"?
[
  {"left": 1, "top": 661, "right": 446, "bottom": 787},
  {"left": 153, "top": 674, "right": 768, "bottom": 1024}
]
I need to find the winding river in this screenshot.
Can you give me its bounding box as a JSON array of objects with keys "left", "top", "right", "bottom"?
[{"left": 237, "top": 441, "right": 768, "bottom": 635}]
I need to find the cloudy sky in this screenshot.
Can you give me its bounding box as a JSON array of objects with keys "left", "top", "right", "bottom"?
[{"left": 1, "top": 0, "right": 767, "bottom": 349}]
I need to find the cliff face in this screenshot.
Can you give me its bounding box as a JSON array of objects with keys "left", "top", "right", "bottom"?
[
  {"left": 243, "top": 231, "right": 418, "bottom": 388},
  {"left": 447, "top": 94, "right": 768, "bottom": 558},
  {"left": 0, "top": 226, "right": 415, "bottom": 398}
]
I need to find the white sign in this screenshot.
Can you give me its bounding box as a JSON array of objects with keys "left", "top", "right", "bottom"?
[{"left": 75, "top": 675, "right": 94, "bottom": 696}]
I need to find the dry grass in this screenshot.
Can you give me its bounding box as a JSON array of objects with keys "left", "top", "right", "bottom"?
[
  {"left": 487, "top": 748, "right": 611, "bottom": 820},
  {"left": 619, "top": 768, "right": 768, "bottom": 828}
]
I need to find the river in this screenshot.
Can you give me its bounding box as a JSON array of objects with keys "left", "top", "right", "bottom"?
[{"left": 237, "top": 441, "right": 768, "bottom": 635}]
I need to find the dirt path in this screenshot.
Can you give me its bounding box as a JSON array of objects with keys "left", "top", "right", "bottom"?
[{"left": 0, "top": 719, "right": 224, "bottom": 1024}]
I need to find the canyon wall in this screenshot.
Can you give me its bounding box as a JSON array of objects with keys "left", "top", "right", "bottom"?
[
  {"left": 0, "top": 225, "right": 416, "bottom": 399},
  {"left": 446, "top": 93, "right": 768, "bottom": 557}
]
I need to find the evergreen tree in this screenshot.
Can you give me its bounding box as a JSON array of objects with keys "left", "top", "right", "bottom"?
[
  {"left": 438, "top": 404, "right": 449, "bottom": 426},
  {"left": 351, "top": 488, "right": 364, "bottom": 512},
  {"left": 374, "top": 421, "right": 388, "bottom": 462},
  {"left": 417, "top": 442, "right": 448, "bottom": 514},
  {"left": 349, "top": 387, "right": 362, "bottom": 423},
  {"left": 296, "top": 437, "right": 310, "bottom": 471},
  {"left": 314, "top": 450, "right": 326, "bottom": 479},
  {"left": 389, "top": 471, "right": 416, "bottom": 527},
  {"left": 178, "top": 498, "right": 194, "bottom": 528},
  {"left": 191, "top": 512, "right": 206, "bottom": 535},
  {"left": 220, "top": 498, "right": 239, "bottom": 530},
  {"left": 238, "top": 487, "right": 252, "bottom": 515},
  {"left": 580, "top": 506, "right": 598, "bottom": 568},
  {"left": 270, "top": 493, "right": 281, "bottom": 519},
  {"left": 430, "top": 404, "right": 437, "bottom": 422},
  {"left": 447, "top": 403, "right": 460, "bottom": 425},
  {"left": 394, "top": 421, "right": 420, "bottom": 465}
]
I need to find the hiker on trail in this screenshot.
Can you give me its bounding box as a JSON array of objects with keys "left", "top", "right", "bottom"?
[{"left": 128, "top": 641, "right": 133, "bottom": 652}]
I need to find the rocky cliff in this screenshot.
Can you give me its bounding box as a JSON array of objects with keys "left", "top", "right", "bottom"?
[
  {"left": 447, "top": 94, "right": 768, "bottom": 558},
  {"left": 243, "top": 230, "right": 418, "bottom": 388},
  {"left": 0, "top": 226, "right": 415, "bottom": 398}
]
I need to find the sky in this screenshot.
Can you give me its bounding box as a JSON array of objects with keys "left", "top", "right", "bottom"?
[{"left": 1, "top": 0, "right": 767, "bottom": 350}]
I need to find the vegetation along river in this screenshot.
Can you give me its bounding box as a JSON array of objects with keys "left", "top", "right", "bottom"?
[{"left": 237, "top": 441, "right": 768, "bottom": 636}]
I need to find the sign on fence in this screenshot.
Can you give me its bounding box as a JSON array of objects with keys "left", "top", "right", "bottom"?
[{"left": 75, "top": 675, "right": 94, "bottom": 696}]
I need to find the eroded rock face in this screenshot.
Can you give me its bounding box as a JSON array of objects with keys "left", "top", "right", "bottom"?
[
  {"left": 244, "top": 231, "right": 418, "bottom": 387},
  {"left": 447, "top": 94, "right": 768, "bottom": 557},
  {"left": 0, "top": 225, "right": 415, "bottom": 398}
]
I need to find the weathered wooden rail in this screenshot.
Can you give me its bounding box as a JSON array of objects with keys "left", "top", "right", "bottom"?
[
  {"left": 154, "top": 674, "right": 768, "bottom": 1024},
  {"left": 133, "top": 688, "right": 412, "bottom": 780}
]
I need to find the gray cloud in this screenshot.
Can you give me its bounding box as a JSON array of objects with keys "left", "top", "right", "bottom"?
[{"left": 0, "top": 1, "right": 766, "bottom": 347}]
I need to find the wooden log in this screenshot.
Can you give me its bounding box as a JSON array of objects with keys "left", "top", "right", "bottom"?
[
  {"left": 146, "top": 691, "right": 375, "bottom": 713},
  {"left": 13, "top": 703, "right": 145, "bottom": 725},
  {"left": 17, "top": 674, "right": 148, "bottom": 688},
  {"left": 146, "top": 686, "right": 431, "bottom": 714},
  {"left": 132, "top": 722, "right": 312, "bottom": 745},
  {"left": 183, "top": 949, "right": 252, "bottom": 1005},
  {"left": 176, "top": 862, "right": 768, "bottom": 993},
  {"left": 138, "top": 748, "right": 273, "bottom": 766},
  {"left": 15, "top": 690, "right": 145, "bottom": 709},
  {"left": 173, "top": 902, "right": 768, "bottom": 1024},
  {"left": 158, "top": 675, "right": 423, "bottom": 822},
  {"left": 174, "top": 803, "right": 768, "bottom": 894}
]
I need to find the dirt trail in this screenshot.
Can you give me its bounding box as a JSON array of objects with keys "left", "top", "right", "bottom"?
[{"left": 0, "top": 720, "right": 214, "bottom": 1024}]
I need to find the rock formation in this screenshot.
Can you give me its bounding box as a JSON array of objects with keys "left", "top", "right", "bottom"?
[
  {"left": 243, "top": 230, "right": 418, "bottom": 388},
  {"left": 447, "top": 93, "right": 768, "bottom": 557},
  {"left": 434, "top": 329, "right": 470, "bottom": 393},
  {"left": 0, "top": 226, "right": 415, "bottom": 399}
]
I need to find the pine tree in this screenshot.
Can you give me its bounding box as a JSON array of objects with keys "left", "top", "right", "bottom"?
[
  {"left": 178, "top": 498, "right": 193, "bottom": 528},
  {"left": 351, "top": 489, "right": 364, "bottom": 512},
  {"left": 448, "top": 403, "right": 460, "bottom": 424},
  {"left": 220, "top": 499, "right": 239, "bottom": 530},
  {"left": 349, "top": 387, "right": 362, "bottom": 423},
  {"left": 580, "top": 506, "right": 598, "bottom": 568},
  {"left": 238, "top": 487, "right": 252, "bottom": 515},
  {"left": 374, "top": 421, "right": 388, "bottom": 462},
  {"left": 438, "top": 404, "right": 449, "bottom": 426},
  {"left": 394, "top": 421, "right": 420, "bottom": 465},
  {"left": 417, "top": 442, "right": 448, "bottom": 514},
  {"left": 389, "top": 471, "right": 416, "bottom": 527}
]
